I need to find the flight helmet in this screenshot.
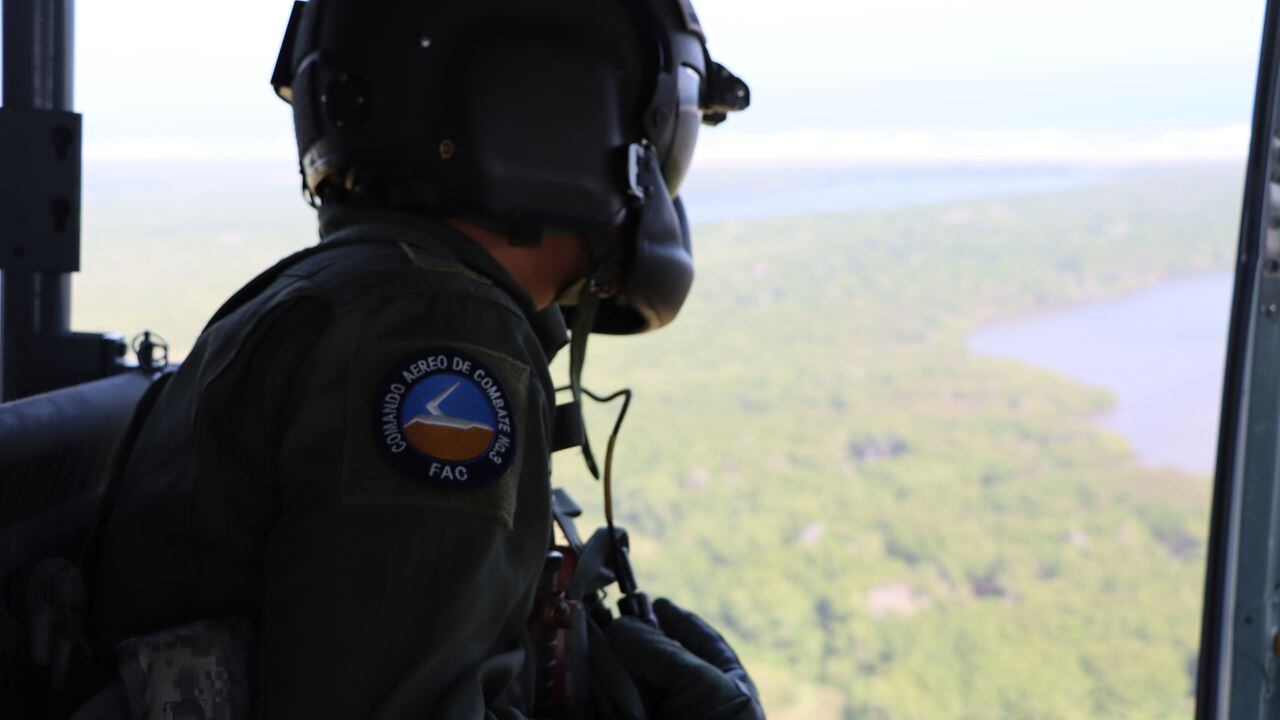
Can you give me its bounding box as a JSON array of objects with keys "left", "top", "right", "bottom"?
[{"left": 270, "top": 0, "right": 748, "bottom": 333}]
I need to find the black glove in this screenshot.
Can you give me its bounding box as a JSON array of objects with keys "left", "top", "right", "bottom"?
[{"left": 607, "top": 597, "right": 765, "bottom": 720}]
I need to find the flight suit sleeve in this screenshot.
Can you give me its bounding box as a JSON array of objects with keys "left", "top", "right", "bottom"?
[{"left": 240, "top": 283, "right": 554, "bottom": 720}]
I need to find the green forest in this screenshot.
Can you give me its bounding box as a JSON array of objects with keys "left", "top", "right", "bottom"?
[{"left": 75, "top": 163, "right": 1241, "bottom": 718}]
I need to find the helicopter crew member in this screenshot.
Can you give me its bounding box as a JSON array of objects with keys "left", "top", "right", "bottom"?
[{"left": 81, "top": 1, "right": 758, "bottom": 718}]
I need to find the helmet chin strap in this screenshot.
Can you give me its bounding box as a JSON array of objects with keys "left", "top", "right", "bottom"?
[
  {"left": 567, "top": 224, "right": 631, "bottom": 479},
  {"left": 568, "top": 291, "right": 602, "bottom": 479},
  {"left": 552, "top": 277, "right": 589, "bottom": 307}
]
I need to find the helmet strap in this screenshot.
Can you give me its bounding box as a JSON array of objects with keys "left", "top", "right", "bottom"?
[
  {"left": 553, "top": 277, "right": 589, "bottom": 307},
  {"left": 568, "top": 291, "right": 602, "bottom": 479}
]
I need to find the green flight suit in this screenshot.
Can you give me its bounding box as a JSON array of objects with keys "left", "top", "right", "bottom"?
[{"left": 88, "top": 207, "right": 568, "bottom": 719}]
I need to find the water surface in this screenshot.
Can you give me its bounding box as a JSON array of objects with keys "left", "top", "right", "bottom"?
[{"left": 970, "top": 272, "right": 1233, "bottom": 474}]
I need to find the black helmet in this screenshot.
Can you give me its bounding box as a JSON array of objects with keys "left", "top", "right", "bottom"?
[{"left": 270, "top": 0, "right": 748, "bottom": 333}]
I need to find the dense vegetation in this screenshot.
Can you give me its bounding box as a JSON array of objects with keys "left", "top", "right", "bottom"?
[
  {"left": 76, "top": 163, "right": 1241, "bottom": 718},
  {"left": 562, "top": 165, "right": 1237, "bottom": 719}
]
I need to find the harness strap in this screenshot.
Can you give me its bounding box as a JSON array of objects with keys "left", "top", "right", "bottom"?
[{"left": 76, "top": 371, "right": 175, "bottom": 577}]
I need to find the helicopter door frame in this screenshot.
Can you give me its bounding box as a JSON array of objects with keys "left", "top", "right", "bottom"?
[{"left": 1197, "top": 0, "right": 1280, "bottom": 715}]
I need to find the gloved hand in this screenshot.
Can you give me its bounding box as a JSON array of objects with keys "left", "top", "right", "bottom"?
[{"left": 607, "top": 597, "right": 765, "bottom": 720}]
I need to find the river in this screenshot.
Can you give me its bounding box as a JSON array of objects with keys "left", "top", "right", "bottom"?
[{"left": 968, "top": 271, "right": 1234, "bottom": 475}]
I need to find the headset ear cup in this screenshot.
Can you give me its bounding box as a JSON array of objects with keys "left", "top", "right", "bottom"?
[
  {"left": 567, "top": 151, "right": 694, "bottom": 335},
  {"left": 615, "top": 146, "right": 694, "bottom": 331}
]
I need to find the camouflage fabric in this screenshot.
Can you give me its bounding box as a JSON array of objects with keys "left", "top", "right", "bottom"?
[
  {"left": 87, "top": 208, "right": 567, "bottom": 719},
  {"left": 117, "top": 617, "right": 255, "bottom": 720}
]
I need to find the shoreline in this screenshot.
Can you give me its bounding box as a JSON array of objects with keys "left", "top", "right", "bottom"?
[{"left": 968, "top": 270, "right": 1233, "bottom": 475}]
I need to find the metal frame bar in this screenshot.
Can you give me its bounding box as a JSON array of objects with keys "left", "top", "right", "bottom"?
[
  {"left": 1197, "top": 0, "right": 1280, "bottom": 714},
  {"left": 0, "top": 0, "right": 125, "bottom": 401},
  {"left": 1, "top": 0, "right": 75, "bottom": 401}
]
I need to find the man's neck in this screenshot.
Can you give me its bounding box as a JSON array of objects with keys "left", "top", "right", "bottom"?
[{"left": 445, "top": 218, "right": 588, "bottom": 310}]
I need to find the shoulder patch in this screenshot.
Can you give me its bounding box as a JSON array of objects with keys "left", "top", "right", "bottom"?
[
  {"left": 343, "top": 341, "right": 531, "bottom": 527},
  {"left": 375, "top": 348, "right": 516, "bottom": 488}
]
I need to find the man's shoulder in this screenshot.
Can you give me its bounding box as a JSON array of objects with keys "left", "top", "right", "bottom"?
[
  {"left": 300, "top": 229, "right": 533, "bottom": 318},
  {"left": 215, "top": 231, "right": 525, "bottom": 339},
  {"left": 191, "top": 220, "right": 566, "bottom": 400}
]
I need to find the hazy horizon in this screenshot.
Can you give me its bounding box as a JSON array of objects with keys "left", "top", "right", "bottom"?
[{"left": 24, "top": 0, "right": 1258, "bottom": 169}]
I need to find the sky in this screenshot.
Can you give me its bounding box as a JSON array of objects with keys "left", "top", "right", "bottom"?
[
  {"left": 697, "top": 0, "right": 1264, "bottom": 130},
  {"left": 44, "top": 0, "right": 1269, "bottom": 165}
]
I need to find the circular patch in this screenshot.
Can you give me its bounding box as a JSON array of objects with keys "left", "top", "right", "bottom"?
[{"left": 374, "top": 348, "right": 516, "bottom": 489}]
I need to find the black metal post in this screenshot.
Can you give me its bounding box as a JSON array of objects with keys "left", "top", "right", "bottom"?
[
  {"left": 1, "top": 0, "right": 124, "bottom": 401},
  {"left": 2, "top": 0, "right": 74, "bottom": 109},
  {"left": 1, "top": 0, "right": 74, "bottom": 401}
]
